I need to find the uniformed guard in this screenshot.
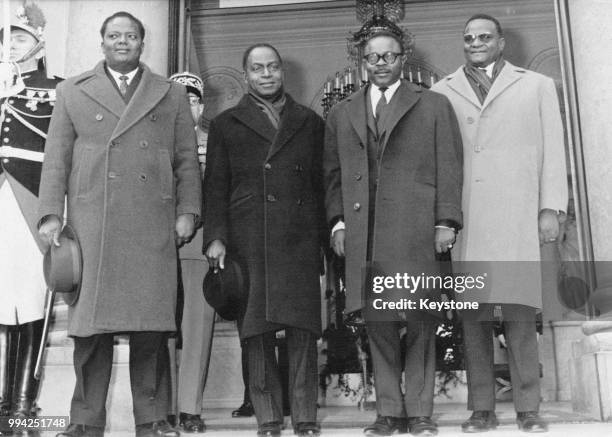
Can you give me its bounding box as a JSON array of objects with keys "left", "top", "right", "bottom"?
[{"left": 0, "top": 3, "right": 61, "bottom": 433}]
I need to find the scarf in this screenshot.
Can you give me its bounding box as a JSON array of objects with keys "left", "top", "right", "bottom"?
[
  {"left": 248, "top": 90, "right": 286, "bottom": 130},
  {"left": 463, "top": 57, "right": 506, "bottom": 104}
]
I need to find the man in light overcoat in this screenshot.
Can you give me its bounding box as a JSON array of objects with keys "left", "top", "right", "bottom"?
[
  {"left": 37, "top": 11, "right": 201, "bottom": 437},
  {"left": 324, "top": 29, "right": 463, "bottom": 436},
  {"left": 432, "top": 13, "right": 568, "bottom": 433}
]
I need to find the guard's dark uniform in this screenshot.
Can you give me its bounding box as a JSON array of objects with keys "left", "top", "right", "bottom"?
[
  {"left": 0, "top": 68, "right": 61, "bottom": 422},
  {"left": 1, "top": 69, "right": 59, "bottom": 197}
]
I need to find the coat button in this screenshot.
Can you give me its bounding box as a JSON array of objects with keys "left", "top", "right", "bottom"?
[
  {"left": 4, "top": 118, "right": 10, "bottom": 123},
  {"left": 3, "top": 127, "right": 9, "bottom": 132},
  {"left": 353, "top": 202, "right": 361, "bottom": 211},
  {"left": 475, "top": 178, "right": 483, "bottom": 183},
  {"left": 474, "top": 145, "right": 482, "bottom": 153},
  {"left": 267, "top": 194, "right": 277, "bottom": 202},
  {"left": 108, "top": 171, "right": 116, "bottom": 179},
  {"left": 354, "top": 173, "right": 362, "bottom": 181},
  {"left": 297, "top": 199, "right": 303, "bottom": 205},
  {"left": 2, "top": 158, "right": 8, "bottom": 164},
  {"left": 467, "top": 116, "right": 475, "bottom": 124},
  {"left": 109, "top": 140, "right": 117, "bottom": 148},
  {"left": 8, "top": 100, "right": 14, "bottom": 104},
  {"left": 3, "top": 138, "right": 8, "bottom": 143},
  {"left": 139, "top": 173, "right": 147, "bottom": 181},
  {"left": 96, "top": 114, "right": 103, "bottom": 121},
  {"left": 149, "top": 114, "right": 158, "bottom": 121},
  {"left": 140, "top": 140, "right": 148, "bottom": 148},
  {"left": 295, "top": 164, "right": 303, "bottom": 172},
  {"left": 264, "top": 163, "right": 272, "bottom": 170}
]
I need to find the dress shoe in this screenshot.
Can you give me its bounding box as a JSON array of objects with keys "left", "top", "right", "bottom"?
[
  {"left": 231, "top": 401, "right": 254, "bottom": 418},
  {"left": 257, "top": 421, "right": 281, "bottom": 437},
  {"left": 408, "top": 417, "right": 438, "bottom": 436},
  {"left": 0, "top": 409, "right": 13, "bottom": 437},
  {"left": 135, "top": 420, "right": 180, "bottom": 437},
  {"left": 461, "top": 411, "right": 498, "bottom": 433},
  {"left": 516, "top": 411, "right": 548, "bottom": 433},
  {"left": 294, "top": 422, "right": 320, "bottom": 436},
  {"left": 178, "top": 413, "right": 205, "bottom": 433},
  {"left": 363, "top": 415, "right": 407, "bottom": 436},
  {"left": 55, "top": 423, "right": 104, "bottom": 437}
]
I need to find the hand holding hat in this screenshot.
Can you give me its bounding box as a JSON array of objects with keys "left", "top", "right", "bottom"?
[
  {"left": 203, "top": 254, "right": 247, "bottom": 321},
  {"left": 39, "top": 214, "right": 62, "bottom": 247},
  {"left": 42, "top": 222, "right": 83, "bottom": 305}
]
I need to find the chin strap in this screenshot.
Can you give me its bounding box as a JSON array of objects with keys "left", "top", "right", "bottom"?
[{"left": 14, "top": 40, "right": 44, "bottom": 65}]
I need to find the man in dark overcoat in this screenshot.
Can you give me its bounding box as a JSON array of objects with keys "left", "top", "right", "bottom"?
[
  {"left": 324, "top": 30, "right": 463, "bottom": 436},
  {"left": 37, "top": 11, "right": 201, "bottom": 437},
  {"left": 202, "top": 43, "right": 325, "bottom": 437}
]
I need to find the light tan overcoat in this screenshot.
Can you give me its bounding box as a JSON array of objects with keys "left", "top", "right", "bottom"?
[{"left": 432, "top": 62, "right": 568, "bottom": 308}]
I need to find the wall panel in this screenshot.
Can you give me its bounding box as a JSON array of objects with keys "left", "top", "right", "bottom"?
[{"left": 190, "top": 0, "right": 559, "bottom": 116}]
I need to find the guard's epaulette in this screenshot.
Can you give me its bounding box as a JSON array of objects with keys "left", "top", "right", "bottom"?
[{"left": 15, "top": 87, "right": 57, "bottom": 104}]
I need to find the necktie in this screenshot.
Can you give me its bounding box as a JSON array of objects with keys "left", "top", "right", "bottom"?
[
  {"left": 375, "top": 87, "right": 388, "bottom": 119},
  {"left": 119, "top": 75, "right": 129, "bottom": 95}
]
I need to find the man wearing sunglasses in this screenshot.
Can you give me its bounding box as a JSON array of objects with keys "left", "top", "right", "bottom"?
[
  {"left": 324, "top": 30, "right": 463, "bottom": 436},
  {"left": 432, "top": 14, "right": 567, "bottom": 434}
]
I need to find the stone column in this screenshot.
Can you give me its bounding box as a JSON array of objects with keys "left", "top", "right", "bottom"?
[{"left": 558, "top": 0, "right": 612, "bottom": 421}]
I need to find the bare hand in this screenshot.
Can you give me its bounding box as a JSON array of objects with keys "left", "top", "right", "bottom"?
[
  {"left": 539, "top": 209, "right": 560, "bottom": 245},
  {"left": 175, "top": 214, "right": 196, "bottom": 246},
  {"left": 435, "top": 227, "right": 456, "bottom": 254},
  {"left": 38, "top": 215, "right": 62, "bottom": 247},
  {"left": 205, "top": 239, "right": 226, "bottom": 272},
  {"left": 331, "top": 229, "right": 345, "bottom": 257}
]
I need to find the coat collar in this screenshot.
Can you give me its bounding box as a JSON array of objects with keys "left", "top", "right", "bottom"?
[
  {"left": 344, "top": 80, "right": 421, "bottom": 148},
  {"left": 443, "top": 61, "right": 526, "bottom": 111},
  {"left": 78, "top": 61, "right": 171, "bottom": 140},
  {"left": 230, "top": 93, "right": 309, "bottom": 160}
]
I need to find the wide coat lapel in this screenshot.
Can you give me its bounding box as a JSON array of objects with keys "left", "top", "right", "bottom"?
[
  {"left": 266, "top": 94, "right": 308, "bottom": 160},
  {"left": 78, "top": 62, "right": 171, "bottom": 140},
  {"left": 379, "top": 80, "right": 421, "bottom": 153},
  {"left": 111, "top": 64, "right": 171, "bottom": 140},
  {"left": 231, "top": 95, "right": 276, "bottom": 143},
  {"left": 444, "top": 66, "right": 482, "bottom": 109},
  {"left": 345, "top": 87, "right": 369, "bottom": 148},
  {"left": 481, "top": 62, "right": 524, "bottom": 111},
  {"left": 79, "top": 61, "right": 125, "bottom": 119}
]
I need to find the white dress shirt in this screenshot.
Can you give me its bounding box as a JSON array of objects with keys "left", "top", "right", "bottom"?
[
  {"left": 369, "top": 79, "right": 401, "bottom": 116},
  {"left": 107, "top": 66, "right": 139, "bottom": 89}
]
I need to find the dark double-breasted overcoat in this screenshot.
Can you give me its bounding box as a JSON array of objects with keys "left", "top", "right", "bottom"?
[
  {"left": 324, "top": 81, "right": 463, "bottom": 315},
  {"left": 202, "top": 94, "right": 325, "bottom": 339},
  {"left": 37, "top": 62, "right": 201, "bottom": 337}
]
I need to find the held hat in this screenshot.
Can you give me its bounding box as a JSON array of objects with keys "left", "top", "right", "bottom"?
[
  {"left": 169, "top": 71, "right": 204, "bottom": 100},
  {"left": 203, "top": 255, "right": 248, "bottom": 321},
  {"left": 43, "top": 224, "right": 83, "bottom": 306}
]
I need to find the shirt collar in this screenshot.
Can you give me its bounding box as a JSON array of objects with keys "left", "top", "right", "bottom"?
[
  {"left": 370, "top": 79, "right": 401, "bottom": 101},
  {"left": 107, "top": 66, "right": 139, "bottom": 86},
  {"left": 479, "top": 62, "right": 495, "bottom": 78}
]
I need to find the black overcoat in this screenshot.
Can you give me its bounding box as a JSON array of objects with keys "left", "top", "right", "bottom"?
[{"left": 202, "top": 94, "right": 325, "bottom": 339}]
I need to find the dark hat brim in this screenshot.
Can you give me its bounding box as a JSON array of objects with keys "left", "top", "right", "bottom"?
[
  {"left": 43, "top": 224, "right": 83, "bottom": 306},
  {"left": 203, "top": 256, "right": 247, "bottom": 321}
]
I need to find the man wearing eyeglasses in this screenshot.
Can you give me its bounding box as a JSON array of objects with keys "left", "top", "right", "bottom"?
[
  {"left": 324, "top": 30, "right": 463, "bottom": 436},
  {"left": 202, "top": 43, "right": 325, "bottom": 437},
  {"left": 432, "top": 14, "right": 567, "bottom": 433}
]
